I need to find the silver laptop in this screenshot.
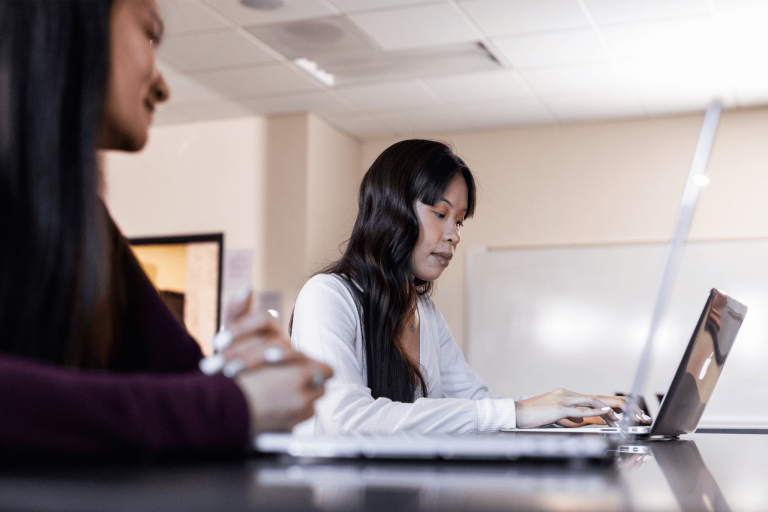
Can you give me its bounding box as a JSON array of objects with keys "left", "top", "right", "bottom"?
[{"left": 504, "top": 288, "right": 747, "bottom": 437}]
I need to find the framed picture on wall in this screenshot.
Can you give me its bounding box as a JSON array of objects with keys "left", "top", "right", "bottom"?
[{"left": 129, "top": 234, "right": 223, "bottom": 355}]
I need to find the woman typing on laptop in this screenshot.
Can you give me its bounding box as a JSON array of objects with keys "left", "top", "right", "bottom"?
[
  {"left": 0, "top": 0, "right": 331, "bottom": 454},
  {"left": 290, "top": 140, "right": 651, "bottom": 435}
]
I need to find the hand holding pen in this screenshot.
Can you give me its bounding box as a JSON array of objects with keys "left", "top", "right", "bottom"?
[{"left": 199, "top": 290, "right": 333, "bottom": 433}]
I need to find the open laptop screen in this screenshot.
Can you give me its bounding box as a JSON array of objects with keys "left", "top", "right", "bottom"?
[{"left": 652, "top": 289, "right": 747, "bottom": 436}]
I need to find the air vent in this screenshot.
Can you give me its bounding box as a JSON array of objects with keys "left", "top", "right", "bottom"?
[
  {"left": 247, "top": 17, "right": 378, "bottom": 61},
  {"left": 249, "top": 18, "right": 502, "bottom": 86},
  {"left": 320, "top": 42, "right": 502, "bottom": 85}
]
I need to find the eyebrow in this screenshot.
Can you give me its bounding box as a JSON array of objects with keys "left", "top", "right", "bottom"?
[{"left": 437, "top": 197, "right": 468, "bottom": 212}]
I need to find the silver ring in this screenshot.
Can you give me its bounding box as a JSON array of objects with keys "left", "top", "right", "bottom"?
[
  {"left": 223, "top": 358, "right": 246, "bottom": 378},
  {"left": 311, "top": 369, "right": 326, "bottom": 389},
  {"left": 199, "top": 354, "right": 226, "bottom": 376},
  {"left": 263, "top": 346, "right": 284, "bottom": 364},
  {"left": 212, "top": 329, "right": 234, "bottom": 353}
]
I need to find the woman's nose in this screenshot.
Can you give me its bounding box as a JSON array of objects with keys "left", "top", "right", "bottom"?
[
  {"left": 443, "top": 223, "right": 460, "bottom": 244},
  {"left": 153, "top": 72, "right": 170, "bottom": 103}
]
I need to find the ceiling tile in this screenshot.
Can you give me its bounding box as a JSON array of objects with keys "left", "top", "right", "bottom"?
[
  {"left": 153, "top": 104, "right": 194, "bottom": 125},
  {"left": 583, "top": 0, "right": 710, "bottom": 25},
  {"left": 542, "top": 93, "right": 644, "bottom": 122},
  {"left": 239, "top": 90, "right": 354, "bottom": 115},
  {"left": 374, "top": 107, "right": 472, "bottom": 135},
  {"left": 423, "top": 70, "right": 532, "bottom": 103},
  {"left": 328, "top": 0, "right": 440, "bottom": 14},
  {"left": 493, "top": 30, "right": 610, "bottom": 69},
  {"left": 520, "top": 62, "right": 629, "bottom": 96},
  {"left": 338, "top": 81, "right": 443, "bottom": 111},
  {"left": 620, "top": 57, "right": 732, "bottom": 96},
  {"left": 459, "top": 0, "right": 590, "bottom": 37},
  {"left": 453, "top": 97, "right": 554, "bottom": 127},
  {"left": 619, "top": 57, "right": 736, "bottom": 112},
  {"left": 200, "top": 0, "right": 334, "bottom": 26},
  {"left": 713, "top": 0, "right": 768, "bottom": 15},
  {"left": 158, "top": 61, "right": 228, "bottom": 104},
  {"left": 157, "top": 0, "right": 229, "bottom": 36},
  {"left": 320, "top": 112, "right": 395, "bottom": 138},
  {"left": 602, "top": 17, "right": 718, "bottom": 60},
  {"left": 172, "top": 99, "right": 255, "bottom": 121},
  {"left": 349, "top": 3, "right": 479, "bottom": 51},
  {"left": 194, "top": 63, "right": 320, "bottom": 97},
  {"left": 247, "top": 16, "right": 378, "bottom": 61},
  {"left": 159, "top": 30, "right": 278, "bottom": 72}
]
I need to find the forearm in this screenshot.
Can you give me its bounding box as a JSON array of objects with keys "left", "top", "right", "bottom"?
[
  {"left": 317, "top": 384, "right": 516, "bottom": 435},
  {"left": 0, "top": 354, "right": 250, "bottom": 454}
]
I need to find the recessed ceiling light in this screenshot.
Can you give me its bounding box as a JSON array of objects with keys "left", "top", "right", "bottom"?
[
  {"left": 240, "top": 0, "right": 284, "bottom": 10},
  {"left": 294, "top": 58, "right": 335, "bottom": 87}
]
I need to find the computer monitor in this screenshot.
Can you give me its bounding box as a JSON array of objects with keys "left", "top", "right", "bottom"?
[{"left": 129, "top": 234, "right": 223, "bottom": 355}]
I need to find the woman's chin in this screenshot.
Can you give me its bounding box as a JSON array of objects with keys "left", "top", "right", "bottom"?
[{"left": 414, "top": 268, "right": 445, "bottom": 282}]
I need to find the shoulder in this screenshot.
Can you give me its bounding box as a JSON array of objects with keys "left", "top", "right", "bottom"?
[
  {"left": 295, "top": 274, "right": 359, "bottom": 322},
  {"left": 298, "top": 274, "right": 355, "bottom": 305}
]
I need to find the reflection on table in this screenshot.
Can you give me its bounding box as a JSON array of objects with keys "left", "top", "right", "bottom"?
[{"left": 0, "top": 434, "right": 766, "bottom": 511}]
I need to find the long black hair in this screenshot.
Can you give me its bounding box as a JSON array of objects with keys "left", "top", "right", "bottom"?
[
  {"left": 322, "top": 140, "right": 476, "bottom": 403},
  {"left": 0, "top": 1, "right": 113, "bottom": 366}
]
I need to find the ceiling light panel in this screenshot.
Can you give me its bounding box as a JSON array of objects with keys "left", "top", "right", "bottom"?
[
  {"left": 423, "top": 70, "right": 532, "bottom": 103},
  {"left": 494, "top": 30, "right": 611, "bottom": 69},
  {"left": 458, "top": 0, "right": 591, "bottom": 38},
  {"left": 159, "top": 30, "right": 279, "bottom": 72},
  {"left": 194, "top": 63, "right": 320, "bottom": 97},
  {"left": 201, "top": 0, "right": 334, "bottom": 26},
  {"left": 583, "top": 0, "right": 711, "bottom": 25},
  {"left": 157, "top": 0, "right": 229, "bottom": 36},
  {"left": 247, "top": 17, "right": 379, "bottom": 61},
  {"left": 349, "top": 3, "right": 479, "bottom": 51}
]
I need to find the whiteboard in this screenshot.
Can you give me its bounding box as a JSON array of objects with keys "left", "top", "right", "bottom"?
[{"left": 466, "top": 240, "right": 768, "bottom": 427}]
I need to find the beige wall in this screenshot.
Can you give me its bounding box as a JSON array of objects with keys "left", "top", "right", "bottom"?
[
  {"left": 104, "top": 116, "right": 269, "bottom": 289},
  {"left": 263, "top": 114, "right": 361, "bottom": 330},
  {"left": 361, "top": 106, "right": 768, "bottom": 350},
  {"left": 105, "top": 106, "right": 768, "bottom": 354}
]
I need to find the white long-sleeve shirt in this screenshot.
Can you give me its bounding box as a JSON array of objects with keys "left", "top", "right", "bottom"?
[{"left": 291, "top": 274, "right": 517, "bottom": 435}]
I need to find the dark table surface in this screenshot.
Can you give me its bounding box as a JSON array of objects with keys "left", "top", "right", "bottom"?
[{"left": 1, "top": 433, "right": 765, "bottom": 511}]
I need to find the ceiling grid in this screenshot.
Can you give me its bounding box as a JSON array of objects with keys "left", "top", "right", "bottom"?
[{"left": 153, "top": 0, "right": 768, "bottom": 138}]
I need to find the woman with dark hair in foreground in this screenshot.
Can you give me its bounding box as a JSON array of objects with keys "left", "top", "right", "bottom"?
[
  {"left": 291, "top": 139, "right": 650, "bottom": 435},
  {"left": 0, "top": 0, "right": 330, "bottom": 454}
]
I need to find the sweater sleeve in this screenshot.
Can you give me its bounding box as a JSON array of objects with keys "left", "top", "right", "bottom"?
[
  {"left": 0, "top": 353, "right": 250, "bottom": 455},
  {"left": 291, "top": 275, "right": 515, "bottom": 435}
]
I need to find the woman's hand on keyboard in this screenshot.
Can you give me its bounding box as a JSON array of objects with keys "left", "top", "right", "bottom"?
[{"left": 514, "top": 389, "right": 651, "bottom": 428}]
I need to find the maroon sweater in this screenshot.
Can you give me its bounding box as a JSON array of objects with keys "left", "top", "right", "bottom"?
[{"left": 0, "top": 223, "right": 250, "bottom": 455}]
